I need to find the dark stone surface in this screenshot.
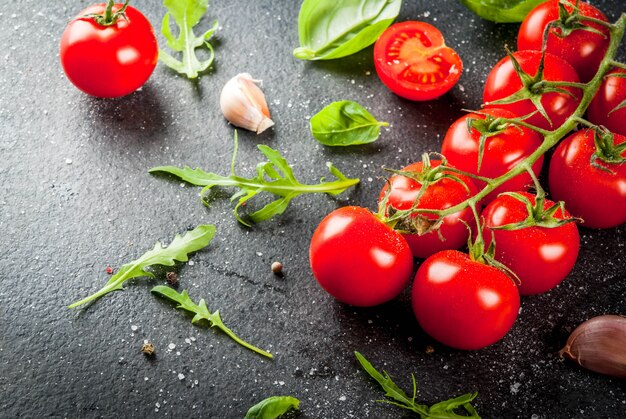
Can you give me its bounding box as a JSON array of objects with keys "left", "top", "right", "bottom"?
[{"left": 1, "top": 1, "right": 625, "bottom": 418}]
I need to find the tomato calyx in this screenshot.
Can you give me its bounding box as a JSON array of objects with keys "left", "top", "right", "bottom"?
[
  {"left": 465, "top": 110, "right": 535, "bottom": 170},
  {"left": 465, "top": 205, "right": 521, "bottom": 285},
  {"left": 485, "top": 48, "right": 584, "bottom": 129},
  {"left": 379, "top": 153, "right": 470, "bottom": 236},
  {"left": 489, "top": 190, "right": 579, "bottom": 231},
  {"left": 548, "top": 0, "right": 608, "bottom": 40},
  {"left": 590, "top": 128, "right": 626, "bottom": 172},
  {"left": 84, "top": 0, "right": 130, "bottom": 27}
]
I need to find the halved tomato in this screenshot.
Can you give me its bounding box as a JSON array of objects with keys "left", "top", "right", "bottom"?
[{"left": 373, "top": 21, "right": 463, "bottom": 101}]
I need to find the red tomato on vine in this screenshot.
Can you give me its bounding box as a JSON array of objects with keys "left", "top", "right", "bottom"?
[
  {"left": 481, "top": 192, "right": 580, "bottom": 295},
  {"left": 549, "top": 129, "right": 626, "bottom": 228},
  {"left": 518, "top": 0, "right": 610, "bottom": 82},
  {"left": 378, "top": 160, "right": 479, "bottom": 258},
  {"left": 483, "top": 50, "right": 582, "bottom": 131},
  {"left": 441, "top": 108, "right": 544, "bottom": 202},
  {"left": 412, "top": 250, "right": 520, "bottom": 350},
  {"left": 588, "top": 69, "right": 626, "bottom": 137}
]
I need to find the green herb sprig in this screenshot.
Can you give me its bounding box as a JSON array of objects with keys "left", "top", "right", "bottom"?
[
  {"left": 159, "top": 0, "right": 218, "bottom": 79},
  {"left": 244, "top": 396, "right": 300, "bottom": 419},
  {"left": 150, "top": 132, "right": 360, "bottom": 226},
  {"left": 310, "top": 100, "right": 388, "bottom": 146},
  {"left": 293, "top": 0, "right": 401, "bottom": 60},
  {"left": 68, "top": 225, "right": 216, "bottom": 308},
  {"left": 151, "top": 286, "right": 273, "bottom": 359},
  {"left": 356, "top": 352, "right": 480, "bottom": 418}
]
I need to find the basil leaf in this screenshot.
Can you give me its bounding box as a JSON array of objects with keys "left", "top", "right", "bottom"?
[
  {"left": 459, "top": 0, "right": 543, "bottom": 23},
  {"left": 310, "top": 100, "right": 389, "bottom": 146},
  {"left": 293, "top": 0, "right": 402, "bottom": 60},
  {"left": 244, "top": 396, "right": 300, "bottom": 419}
]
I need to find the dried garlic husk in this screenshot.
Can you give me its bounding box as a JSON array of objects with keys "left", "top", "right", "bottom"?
[
  {"left": 220, "top": 73, "right": 274, "bottom": 134},
  {"left": 560, "top": 315, "right": 626, "bottom": 379}
]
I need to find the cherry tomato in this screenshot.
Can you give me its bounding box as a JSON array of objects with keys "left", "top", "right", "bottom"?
[
  {"left": 412, "top": 250, "right": 520, "bottom": 350},
  {"left": 483, "top": 50, "right": 581, "bottom": 131},
  {"left": 518, "top": 0, "right": 609, "bottom": 82},
  {"left": 549, "top": 129, "right": 626, "bottom": 228},
  {"left": 309, "top": 206, "right": 413, "bottom": 307},
  {"left": 441, "top": 108, "right": 544, "bottom": 202},
  {"left": 60, "top": 3, "right": 158, "bottom": 98},
  {"left": 588, "top": 69, "right": 626, "bottom": 137},
  {"left": 373, "top": 21, "right": 462, "bottom": 101},
  {"left": 378, "top": 160, "right": 479, "bottom": 258},
  {"left": 481, "top": 192, "right": 580, "bottom": 295}
]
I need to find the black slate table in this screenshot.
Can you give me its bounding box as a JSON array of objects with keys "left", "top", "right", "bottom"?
[{"left": 1, "top": 1, "right": 625, "bottom": 418}]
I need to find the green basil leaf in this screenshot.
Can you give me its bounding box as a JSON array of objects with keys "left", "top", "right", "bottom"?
[
  {"left": 459, "top": 0, "right": 543, "bottom": 23},
  {"left": 294, "top": 0, "right": 402, "bottom": 60},
  {"left": 244, "top": 396, "right": 300, "bottom": 419},
  {"left": 310, "top": 100, "right": 389, "bottom": 146}
]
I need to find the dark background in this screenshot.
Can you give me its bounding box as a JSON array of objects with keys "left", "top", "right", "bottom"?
[{"left": 1, "top": 0, "right": 625, "bottom": 418}]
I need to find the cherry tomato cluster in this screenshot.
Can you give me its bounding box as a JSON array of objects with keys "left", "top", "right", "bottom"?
[{"left": 310, "top": 0, "right": 626, "bottom": 351}]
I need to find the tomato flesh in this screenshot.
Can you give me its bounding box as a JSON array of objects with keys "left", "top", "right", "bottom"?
[
  {"left": 60, "top": 3, "right": 158, "bottom": 98},
  {"left": 412, "top": 250, "right": 520, "bottom": 350},
  {"left": 309, "top": 206, "right": 413, "bottom": 307},
  {"left": 549, "top": 129, "right": 626, "bottom": 228},
  {"left": 481, "top": 192, "right": 580, "bottom": 295},
  {"left": 374, "top": 21, "right": 462, "bottom": 101},
  {"left": 378, "top": 161, "right": 479, "bottom": 258}
]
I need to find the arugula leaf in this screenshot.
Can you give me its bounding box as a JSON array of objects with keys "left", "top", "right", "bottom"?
[
  {"left": 459, "top": 0, "right": 543, "bottom": 23},
  {"left": 293, "top": 0, "right": 402, "bottom": 60},
  {"left": 149, "top": 132, "right": 359, "bottom": 226},
  {"left": 68, "top": 225, "right": 216, "bottom": 308},
  {"left": 151, "top": 285, "right": 273, "bottom": 359},
  {"left": 310, "top": 100, "right": 389, "bottom": 146},
  {"left": 244, "top": 396, "right": 300, "bottom": 419},
  {"left": 159, "top": 0, "right": 218, "bottom": 79},
  {"left": 355, "top": 352, "right": 481, "bottom": 418}
]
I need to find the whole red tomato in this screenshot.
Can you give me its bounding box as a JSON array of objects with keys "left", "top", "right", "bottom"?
[
  {"left": 483, "top": 50, "right": 581, "bottom": 131},
  {"left": 60, "top": 2, "right": 158, "bottom": 98},
  {"left": 588, "top": 69, "right": 626, "bottom": 137},
  {"left": 373, "top": 21, "right": 462, "bottom": 101},
  {"left": 518, "top": 0, "right": 609, "bottom": 82},
  {"left": 481, "top": 192, "right": 580, "bottom": 295},
  {"left": 441, "top": 108, "right": 544, "bottom": 202},
  {"left": 412, "top": 250, "right": 520, "bottom": 350},
  {"left": 549, "top": 129, "right": 626, "bottom": 228},
  {"left": 378, "top": 160, "right": 478, "bottom": 258},
  {"left": 309, "top": 206, "right": 413, "bottom": 307}
]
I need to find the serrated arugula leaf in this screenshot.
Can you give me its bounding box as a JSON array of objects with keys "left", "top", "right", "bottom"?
[
  {"left": 149, "top": 132, "right": 359, "bottom": 226},
  {"left": 151, "top": 285, "right": 273, "bottom": 359},
  {"left": 293, "top": 0, "right": 401, "bottom": 60},
  {"left": 244, "top": 396, "right": 300, "bottom": 419},
  {"left": 159, "top": 0, "right": 218, "bottom": 79},
  {"left": 68, "top": 225, "right": 216, "bottom": 308},
  {"left": 355, "top": 351, "right": 481, "bottom": 418},
  {"left": 459, "top": 0, "right": 543, "bottom": 23},
  {"left": 310, "top": 100, "right": 388, "bottom": 146}
]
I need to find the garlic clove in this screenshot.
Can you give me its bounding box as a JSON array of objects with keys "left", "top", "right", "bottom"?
[
  {"left": 560, "top": 314, "right": 626, "bottom": 379},
  {"left": 220, "top": 73, "right": 274, "bottom": 134}
]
